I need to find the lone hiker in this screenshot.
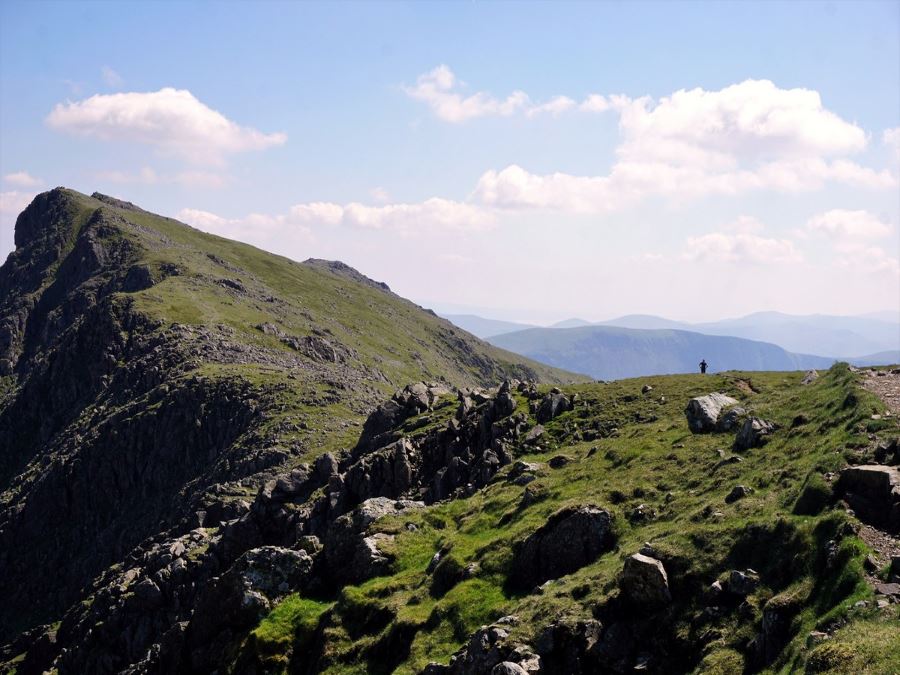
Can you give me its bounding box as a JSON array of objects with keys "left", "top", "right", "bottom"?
[{"left": 699, "top": 359, "right": 708, "bottom": 374}]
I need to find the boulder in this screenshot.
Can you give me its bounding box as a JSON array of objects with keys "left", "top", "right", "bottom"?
[
  {"left": 837, "top": 465, "right": 900, "bottom": 531},
  {"left": 536, "top": 393, "right": 572, "bottom": 423},
  {"left": 685, "top": 393, "right": 739, "bottom": 433},
  {"left": 620, "top": 553, "right": 671, "bottom": 607},
  {"left": 734, "top": 417, "right": 776, "bottom": 451},
  {"left": 725, "top": 485, "right": 752, "bottom": 503},
  {"left": 801, "top": 370, "right": 819, "bottom": 385},
  {"left": 509, "top": 506, "right": 614, "bottom": 589}
]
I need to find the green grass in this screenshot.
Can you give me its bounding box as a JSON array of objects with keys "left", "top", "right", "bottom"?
[{"left": 240, "top": 364, "right": 899, "bottom": 674}]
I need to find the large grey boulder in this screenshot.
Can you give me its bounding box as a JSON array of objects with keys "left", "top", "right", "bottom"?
[
  {"left": 620, "top": 553, "right": 671, "bottom": 607},
  {"left": 509, "top": 505, "right": 615, "bottom": 589},
  {"left": 685, "top": 393, "right": 739, "bottom": 433},
  {"left": 837, "top": 465, "right": 900, "bottom": 531},
  {"left": 734, "top": 417, "right": 777, "bottom": 451}
]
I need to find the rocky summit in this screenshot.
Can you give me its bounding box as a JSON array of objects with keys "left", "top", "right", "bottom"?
[{"left": 1, "top": 189, "right": 899, "bottom": 674}]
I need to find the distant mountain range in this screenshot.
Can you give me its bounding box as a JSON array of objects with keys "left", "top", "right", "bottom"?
[
  {"left": 487, "top": 325, "right": 898, "bottom": 381},
  {"left": 443, "top": 310, "right": 899, "bottom": 359}
]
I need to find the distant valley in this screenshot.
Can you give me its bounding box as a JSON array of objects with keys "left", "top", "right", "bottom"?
[{"left": 442, "top": 312, "right": 900, "bottom": 380}]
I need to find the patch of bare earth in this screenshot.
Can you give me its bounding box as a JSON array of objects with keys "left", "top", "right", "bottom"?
[{"left": 861, "top": 367, "right": 900, "bottom": 416}]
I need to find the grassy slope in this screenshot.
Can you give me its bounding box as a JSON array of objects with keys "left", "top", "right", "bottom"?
[
  {"left": 244, "top": 365, "right": 899, "bottom": 674},
  {"left": 37, "top": 190, "right": 585, "bottom": 466}
]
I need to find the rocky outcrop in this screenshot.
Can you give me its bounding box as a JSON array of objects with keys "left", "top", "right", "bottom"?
[
  {"left": 184, "top": 546, "right": 314, "bottom": 672},
  {"left": 324, "top": 497, "right": 424, "bottom": 585},
  {"left": 509, "top": 506, "right": 615, "bottom": 589},
  {"left": 427, "top": 617, "right": 542, "bottom": 675},
  {"left": 837, "top": 465, "right": 900, "bottom": 531},
  {"left": 684, "top": 393, "right": 740, "bottom": 433}
]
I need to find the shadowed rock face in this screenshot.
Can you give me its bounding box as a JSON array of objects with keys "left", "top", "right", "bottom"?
[{"left": 509, "top": 506, "right": 615, "bottom": 590}]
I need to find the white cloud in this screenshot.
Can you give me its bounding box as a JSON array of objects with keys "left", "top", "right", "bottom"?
[
  {"left": 526, "top": 95, "right": 576, "bottom": 118},
  {"left": 404, "top": 66, "right": 617, "bottom": 122},
  {"left": 46, "top": 88, "right": 287, "bottom": 164},
  {"left": 834, "top": 243, "right": 900, "bottom": 276},
  {"left": 288, "top": 202, "right": 345, "bottom": 226},
  {"left": 3, "top": 172, "right": 42, "bottom": 188},
  {"left": 177, "top": 208, "right": 229, "bottom": 229},
  {"left": 101, "top": 66, "right": 124, "bottom": 88},
  {"left": 179, "top": 197, "right": 494, "bottom": 241},
  {"left": 579, "top": 94, "right": 611, "bottom": 112},
  {"left": 404, "top": 65, "right": 529, "bottom": 123},
  {"left": 684, "top": 231, "right": 803, "bottom": 265},
  {"left": 0, "top": 191, "right": 37, "bottom": 216},
  {"left": 472, "top": 80, "right": 896, "bottom": 212},
  {"left": 806, "top": 209, "right": 892, "bottom": 240}
]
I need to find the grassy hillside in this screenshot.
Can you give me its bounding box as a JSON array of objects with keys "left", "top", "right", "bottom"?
[
  {"left": 489, "top": 325, "right": 836, "bottom": 380},
  {"left": 238, "top": 364, "right": 900, "bottom": 674}
]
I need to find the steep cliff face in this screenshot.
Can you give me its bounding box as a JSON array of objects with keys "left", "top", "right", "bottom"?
[{"left": 0, "top": 189, "right": 581, "bottom": 657}]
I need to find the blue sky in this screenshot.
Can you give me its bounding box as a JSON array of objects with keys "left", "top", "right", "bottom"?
[{"left": 1, "top": 0, "right": 898, "bottom": 322}]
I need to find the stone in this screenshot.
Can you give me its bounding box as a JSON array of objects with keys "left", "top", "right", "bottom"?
[
  {"left": 620, "top": 553, "right": 671, "bottom": 607},
  {"left": 734, "top": 417, "right": 776, "bottom": 451},
  {"left": 524, "top": 425, "right": 545, "bottom": 444},
  {"left": 725, "top": 485, "right": 752, "bottom": 503},
  {"left": 641, "top": 385, "right": 653, "bottom": 394},
  {"left": 492, "top": 663, "right": 528, "bottom": 675},
  {"left": 875, "top": 582, "right": 900, "bottom": 597},
  {"left": 836, "top": 465, "right": 900, "bottom": 532},
  {"left": 548, "top": 455, "right": 571, "bottom": 469},
  {"left": 728, "top": 569, "right": 760, "bottom": 595},
  {"left": 509, "top": 506, "right": 615, "bottom": 589},
  {"left": 801, "top": 370, "right": 819, "bottom": 385},
  {"left": 685, "top": 393, "right": 739, "bottom": 433},
  {"left": 536, "top": 393, "right": 572, "bottom": 423}
]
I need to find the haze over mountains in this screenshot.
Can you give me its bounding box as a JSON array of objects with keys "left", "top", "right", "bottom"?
[{"left": 442, "top": 311, "right": 900, "bottom": 380}]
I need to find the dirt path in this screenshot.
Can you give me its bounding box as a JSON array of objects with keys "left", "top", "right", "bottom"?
[
  {"left": 856, "top": 368, "right": 900, "bottom": 601},
  {"left": 861, "top": 367, "right": 900, "bottom": 416}
]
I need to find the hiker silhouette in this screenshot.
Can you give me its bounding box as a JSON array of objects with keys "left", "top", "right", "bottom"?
[{"left": 699, "top": 359, "right": 708, "bottom": 374}]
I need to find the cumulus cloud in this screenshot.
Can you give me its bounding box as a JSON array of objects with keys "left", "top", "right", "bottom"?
[
  {"left": 404, "top": 66, "right": 529, "bottom": 122},
  {"left": 46, "top": 88, "right": 287, "bottom": 164},
  {"left": 404, "top": 65, "right": 613, "bottom": 122},
  {"left": 806, "top": 209, "right": 892, "bottom": 240},
  {"left": 684, "top": 231, "right": 803, "bottom": 265},
  {"left": 3, "top": 172, "right": 42, "bottom": 188},
  {"left": 472, "top": 80, "right": 896, "bottom": 212},
  {"left": 179, "top": 197, "right": 494, "bottom": 239}
]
